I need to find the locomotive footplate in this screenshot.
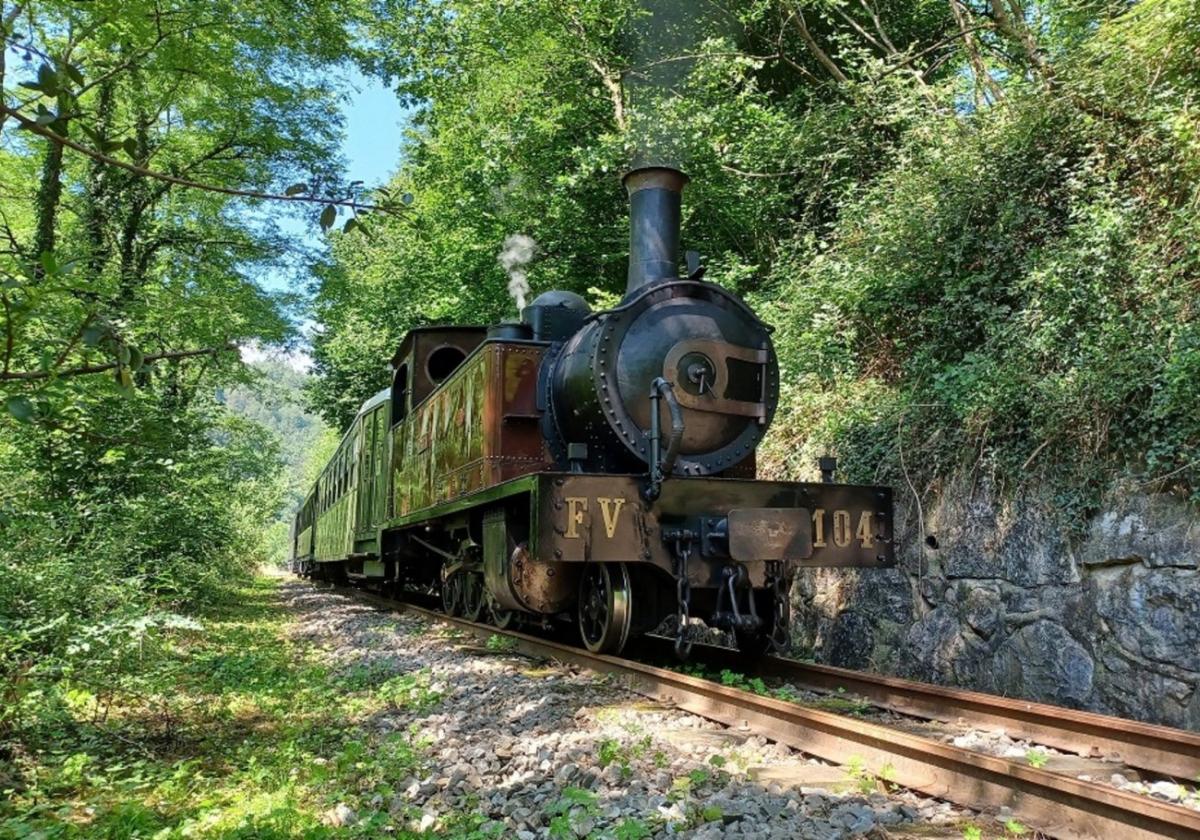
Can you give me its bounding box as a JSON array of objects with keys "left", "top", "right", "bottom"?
[{"left": 538, "top": 472, "right": 894, "bottom": 587}]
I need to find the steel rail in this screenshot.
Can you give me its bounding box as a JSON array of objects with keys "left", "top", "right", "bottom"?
[
  {"left": 754, "top": 653, "right": 1200, "bottom": 782},
  {"left": 329, "top": 585, "right": 1200, "bottom": 840},
  {"left": 632, "top": 638, "right": 1200, "bottom": 781}
]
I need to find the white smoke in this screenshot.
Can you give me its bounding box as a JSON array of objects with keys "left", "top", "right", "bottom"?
[{"left": 497, "top": 233, "right": 536, "bottom": 313}]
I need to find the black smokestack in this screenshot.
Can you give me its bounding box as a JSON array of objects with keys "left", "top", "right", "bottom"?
[{"left": 623, "top": 166, "right": 688, "bottom": 296}]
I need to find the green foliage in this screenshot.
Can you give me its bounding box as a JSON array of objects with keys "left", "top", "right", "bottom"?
[
  {"left": 596, "top": 734, "right": 652, "bottom": 780},
  {"left": 546, "top": 786, "right": 599, "bottom": 840},
  {"left": 844, "top": 755, "right": 880, "bottom": 795},
  {"left": 0, "top": 577, "right": 461, "bottom": 838},
  {"left": 962, "top": 825, "right": 984, "bottom": 840},
  {"left": 1025, "top": 748, "right": 1050, "bottom": 769},
  {"left": 613, "top": 817, "right": 652, "bottom": 840},
  {"left": 484, "top": 633, "right": 519, "bottom": 654},
  {"left": 309, "top": 0, "right": 1200, "bottom": 521}
]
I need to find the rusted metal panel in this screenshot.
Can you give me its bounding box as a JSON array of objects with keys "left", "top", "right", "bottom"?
[
  {"left": 391, "top": 341, "right": 551, "bottom": 522},
  {"left": 391, "top": 326, "right": 488, "bottom": 414}
]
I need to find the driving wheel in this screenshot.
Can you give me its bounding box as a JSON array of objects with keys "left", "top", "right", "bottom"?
[
  {"left": 442, "top": 571, "right": 464, "bottom": 616},
  {"left": 490, "top": 599, "right": 517, "bottom": 631},
  {"left": 577, "top": 562, "right": 633, "bottom": 655},
  {"left": 462, "top": 572, "right": 485, "bottom": 622}
]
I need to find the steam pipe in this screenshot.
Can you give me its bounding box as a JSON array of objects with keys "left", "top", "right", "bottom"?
[{"left": 623, "top": 166, "right": 689, "bottom": 297}]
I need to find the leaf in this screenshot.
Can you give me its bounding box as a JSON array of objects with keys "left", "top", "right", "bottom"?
[
  {"left": 342, "top": 217, "right": 358, "bottom": 234},
  {"left": 39, "top": 252, "right": 58, "bottom": 275},
  {"left": 61, "top": 62, "right": 85, "bottom": 87},
  {"left": 285, "top": 182, "right": 309, "bottom": 196},
  {"left": 401, "top": 192, "right": 415, "bottom": 206},
  {"left": 81, "top": 325, "right": 105, "bottom": 347},
  {"left": 122, "top": 137, "right": 139, "bottom": 157},
  {"left": 319, "top": 204, "right": 337, "bottom": 230},
  {"left": 5, "top": 395, "right": 34, "bottom": 422},
  {"left": 128, "top": 347, "right": 144, "bottom": 372},
  {"left": 36, "top": 63, "right": 58, "bottom": 95},
  {"left": 118, "top": 345, "right": 131, "bottom": 366},
  {"left": 35, "top": 109, "right": 58, "bottom": 126}
]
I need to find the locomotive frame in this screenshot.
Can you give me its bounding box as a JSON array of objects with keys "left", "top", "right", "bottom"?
[{"left": 293, "top": 165, "right": 895, "bottom": 659}]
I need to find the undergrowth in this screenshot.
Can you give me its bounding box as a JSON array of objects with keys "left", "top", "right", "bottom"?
[{"left": 0, "top": 576, "right": 488, "bottom": 839}]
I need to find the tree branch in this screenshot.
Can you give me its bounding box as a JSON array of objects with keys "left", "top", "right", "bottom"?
[
  {"left": 787, "top": 8, "right": 849, "bottom": 84},
  {"left": 0, "top": 344, "right": 237, "bottom": 381},
  {"left": 1, "top": 293, "right": 13, "bottom": 375},
  {"left": 1, "top": 106, "right": 390, "bottom": 214},
  {"left": 587, "top": 58, "right": 627, "bottom": 132}
]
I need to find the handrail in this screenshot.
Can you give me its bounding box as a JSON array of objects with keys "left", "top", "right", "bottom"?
[{"left": 645, "top": 377, "right": 685, "bottom": 501}]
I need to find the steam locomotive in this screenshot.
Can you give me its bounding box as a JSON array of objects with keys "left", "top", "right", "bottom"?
[{"left": 291, "top": 166, "right": 895, "bottom": 658}]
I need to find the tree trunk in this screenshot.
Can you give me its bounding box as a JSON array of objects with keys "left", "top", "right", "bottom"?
[
  {"left": 32, "top": 136, "right": 65, "bottom": 265},
  {"left": 83, "top": 79, "right": 116, "bottom": 281}
]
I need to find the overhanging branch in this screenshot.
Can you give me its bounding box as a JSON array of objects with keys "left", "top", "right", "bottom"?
[
  {"left": 0, "top": 344, "right": 237, "bottom": 381},
  {"left": 2, "top": 106, "right": 390, "bottom": 214}
]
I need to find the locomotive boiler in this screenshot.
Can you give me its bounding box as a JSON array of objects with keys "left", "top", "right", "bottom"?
[{"left": 292, "top": 166, "right": 895, "bottom": 659}]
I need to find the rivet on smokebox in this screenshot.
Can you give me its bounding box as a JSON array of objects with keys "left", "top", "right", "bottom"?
[{"left": 554, "top": 549, "right": 563, "bottom": 559}]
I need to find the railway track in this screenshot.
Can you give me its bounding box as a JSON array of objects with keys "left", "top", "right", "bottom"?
[
  {"left": 646, "top": 639, "right": 1200, "bottom": 782},
  {"left": 328, "top": 582, "right": 1200, "bottom": 840}
]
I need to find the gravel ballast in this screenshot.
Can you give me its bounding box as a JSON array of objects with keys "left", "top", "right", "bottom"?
[{"left": 281, "top": 580, "right": 992, "bottom": 839}]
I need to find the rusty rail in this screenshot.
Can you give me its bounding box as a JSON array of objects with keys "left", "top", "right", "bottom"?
[
  {"left": 329, "top": 585, "right": 1200, "bottom": 840},
  {"left": 630, "top": 638, "right": 1200, "bottom": 782},
  {"left": 754, "top": 653, "right": 1200, "bottom": 782}
]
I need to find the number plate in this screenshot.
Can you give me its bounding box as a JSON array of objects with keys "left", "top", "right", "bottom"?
[{"left": 728, "top": 508, "right": 813, "bottom": 562}]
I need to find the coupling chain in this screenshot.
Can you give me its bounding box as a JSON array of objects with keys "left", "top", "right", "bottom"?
[{"left": 767, "top": 560, "right": 788, "bottom": 651}]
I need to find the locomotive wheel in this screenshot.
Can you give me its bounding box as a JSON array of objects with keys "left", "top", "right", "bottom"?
[
  {"left": 578, "top": 562, "right": 633, "bottom": 655},
  {"left": 489, "top": 600, "right": 516, "bottom": 631},
  {"left": 462, "top": 572, "right": 485, "bottom": 623},
  {"left": 442, "top": 571, "right": 465, "bottom": 617}
]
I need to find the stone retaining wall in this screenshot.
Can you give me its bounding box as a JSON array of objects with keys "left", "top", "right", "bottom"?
[{"left": 790, "top": 479, "right": 1200, "bottom": 729}]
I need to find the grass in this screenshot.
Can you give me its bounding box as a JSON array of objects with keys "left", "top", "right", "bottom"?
[{"left": 0, "top": 576, "right": 492, "bottom": 839}]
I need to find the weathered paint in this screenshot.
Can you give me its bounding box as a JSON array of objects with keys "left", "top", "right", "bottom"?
[
  {"left": 354, "top": 401, "right": 390, "bottom": 548},
  {"left": 537, "top": 473, "right": 894, "bottom": 588},
  {"left": 312, "top": 390, "right": 391, "bottom": 564},
  {"left": 390, "top": 341, "right": 548, "bottom": 521}
]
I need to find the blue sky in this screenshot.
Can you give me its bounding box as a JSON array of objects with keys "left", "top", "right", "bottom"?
[
  {"left": 258, "top": 68, "right": 409, "bottom": 295},
  {"left": 341, "top": 68, "right": 410, "bottom": 190},
  {"left": 244, "top": 69, "right": 407, "bottom": 368}
]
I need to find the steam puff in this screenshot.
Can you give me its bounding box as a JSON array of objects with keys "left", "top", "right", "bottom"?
[{"left": 498, "top": 233, "right": 536, "bottom": 312}]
